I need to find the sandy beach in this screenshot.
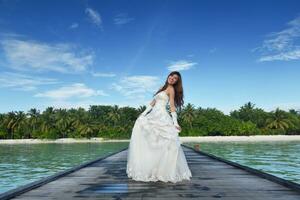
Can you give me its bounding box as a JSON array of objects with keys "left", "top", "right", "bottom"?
[
  {"left": 179, "top": 135, "right": 300, "bottom": 143},
  {"left": 0, "top": 135, "right": 299, "bottom": 144}
]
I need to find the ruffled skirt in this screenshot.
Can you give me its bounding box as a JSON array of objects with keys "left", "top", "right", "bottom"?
[{"left": 126, "top": 106, "right": 192, "bottom": 183}]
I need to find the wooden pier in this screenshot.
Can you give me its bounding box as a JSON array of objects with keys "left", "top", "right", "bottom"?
[{"left": 1, "top": 145, "right": 300, "bottom": 200}]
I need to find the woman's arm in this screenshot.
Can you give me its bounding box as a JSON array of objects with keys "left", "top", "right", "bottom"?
[
  {"left": 141, "top": 98, "right": 156, "bottom": 116},
  {"left": 150, "top": 98, "right": 156, "bottom": 107},
  {"left": 169, "top": 87, "right": 176, "bottom": 112},
  {"left": 169, "top": 88, "right": 181, "bottom": 131}
]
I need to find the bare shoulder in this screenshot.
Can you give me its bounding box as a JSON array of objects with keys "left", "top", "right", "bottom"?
[{"left": 166, "top": 85, "right": 175, "bottom": 96}]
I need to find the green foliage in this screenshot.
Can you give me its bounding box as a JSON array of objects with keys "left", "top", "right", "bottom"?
[
  {"left": 0, "top": 102, "right": 299, "bottom": 139},
  {"left": 230, "top": 102, "right": 269, "bottom": 128}
]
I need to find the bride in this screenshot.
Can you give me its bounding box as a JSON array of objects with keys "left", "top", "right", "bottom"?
[{"left": 126, "top": 71, "right": 192, "bottom": 183}]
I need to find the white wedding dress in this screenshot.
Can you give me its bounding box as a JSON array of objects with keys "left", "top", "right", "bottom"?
[{"left": 126, "top": 90, "right": 192, "bottom": 183}]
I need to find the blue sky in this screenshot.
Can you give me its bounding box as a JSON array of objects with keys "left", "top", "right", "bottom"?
[{"left": 0, "top": 0, "right": 300, "bottom": 115}]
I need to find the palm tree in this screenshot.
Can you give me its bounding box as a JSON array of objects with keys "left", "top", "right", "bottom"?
[
  {"left": 4, "top": 111, "right": 27, "bottom": 139},
  {"left": 70, "top": 107, "right": 86, "bottom": 128},
  {"left": 181, "top": 103, "right": 196, "bottom": 129},
  {"left": 243, "top": 102, "right": 256, "bottom": 110},
  {"left": 137, "top": 105, "right": 146, "bottom": 113},
  {"left": 233, "top": 101, "right": 256, "bottom": 121},
  {"left": 55, "top": 108, "right": 71, "bottom": 138},
  {"left": 4, "top": 111, "right": 17, "bottom": 139},
  {"left": 40, "top": 107, "right": 56, "bottom": 134},
  {"left": 289, "top": 109, "right": 299, "bottom": 116},
  {"left": 266, "top": 108, "right": 292, "bottom": 130},
  {"left": 14, "top": 111, "right": 27, "bottom": 138},
  {"left": 78, "top": 122, "right": 96, "bottom": 138},
  {"left": 107, "top": 105, "right": 121, "bottom": 128},
  {"left": 0, "top": 114, "right": 7, "bottom": 138},
  {"left": 27, "top": 108, "right": 40, "bottom": 138}
]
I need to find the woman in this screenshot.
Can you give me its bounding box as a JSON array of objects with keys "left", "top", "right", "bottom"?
[{"left": 126, "top": 71, "right": 192, "bottom": 183}]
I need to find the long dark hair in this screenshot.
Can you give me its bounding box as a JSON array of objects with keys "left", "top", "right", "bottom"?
[{"left": 154, "top": 71, "right": 184, "bottom": 111}]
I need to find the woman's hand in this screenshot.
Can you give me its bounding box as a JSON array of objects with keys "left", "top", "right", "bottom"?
[{"left": 175, "top": 125, "right": 181, "bottom": 132}]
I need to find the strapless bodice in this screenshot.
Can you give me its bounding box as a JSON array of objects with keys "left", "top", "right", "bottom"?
[{"left": 152, "top": 90, "right": 169, "bottom": 112}]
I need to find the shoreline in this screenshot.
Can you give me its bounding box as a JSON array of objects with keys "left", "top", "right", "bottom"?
[{"left": 0, "top": 135, "right": 300, "bottom": 144}]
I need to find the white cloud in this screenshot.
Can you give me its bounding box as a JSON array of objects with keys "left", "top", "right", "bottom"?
[
  {"left": 167, "top": 60, "right": 197, "bottom": 71},
  {"left": 69, "top": 23, "right": 79, "bottom": 29},
  {"left": 114, "top": 13, "right": 134, "bottom": 25},
  {"left": 111, "top": 75, "right": 160, "bottom": 98},
  {"left": 0, "top": 72, "right": 59, "bottom": 91},
  {"left": 0, "top": 38, "right": 94, "bottom": 73},
  {"left": 91, "top": 72, "right": 116, "bottom": 77},
  {"left": 34, "top": 83, "right": 108, "bottom": 100},
  {"left": 255, "top": 16, "right": 300, "bottom": 62},
  {"left": 258, "top": 49, "right": 300, "bottom": 61},
  {"left": 85, "top": 7, "right": 102, "bottom": 28}
]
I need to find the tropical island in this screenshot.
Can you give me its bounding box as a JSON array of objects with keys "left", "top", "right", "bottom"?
[{"left": 0, "top": 102, "right": 299, "bottom": 141}]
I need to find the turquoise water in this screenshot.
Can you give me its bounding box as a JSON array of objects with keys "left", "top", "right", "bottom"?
[
  {"left": 185, "top": 141, "right": 300, "bottom": 184},
  {"left": 0, "top": 142, "right": 128, "bottom": 194},
  {"left": 0, "top": 140, "right": 299, "bottom": 195}
]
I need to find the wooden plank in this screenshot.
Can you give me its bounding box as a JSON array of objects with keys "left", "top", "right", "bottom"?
[{"left": 1, "top": 145, "right": 299, "bottom": 200}]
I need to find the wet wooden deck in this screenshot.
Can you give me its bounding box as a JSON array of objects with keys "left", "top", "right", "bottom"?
[{"left": 1, "top": 145, "right": 300, "bottom": 200}]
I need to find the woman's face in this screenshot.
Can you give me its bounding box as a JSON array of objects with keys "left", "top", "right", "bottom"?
[{"left": 168, "top": 74, "right": 179, "bottom": 85}]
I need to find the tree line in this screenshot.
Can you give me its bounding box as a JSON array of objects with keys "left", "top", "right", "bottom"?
[{"left": 0, "top": 102, "right": 299, "bottom": 139}]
